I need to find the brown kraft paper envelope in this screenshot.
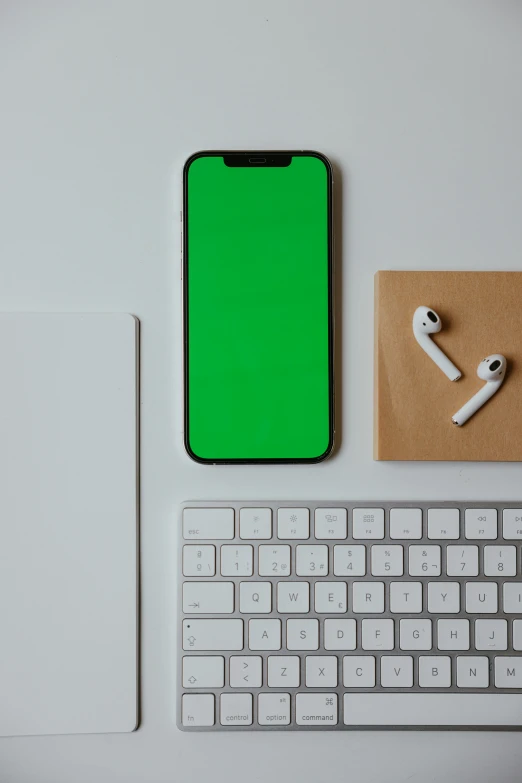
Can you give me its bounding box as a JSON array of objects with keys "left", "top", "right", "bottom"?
[{"left": 374, "top": 271, "right": 522, "bottom": 461}]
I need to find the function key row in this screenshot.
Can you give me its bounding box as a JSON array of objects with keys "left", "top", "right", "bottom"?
[{"left": 183, "top": 507, "right": 522, "bottom": 541}]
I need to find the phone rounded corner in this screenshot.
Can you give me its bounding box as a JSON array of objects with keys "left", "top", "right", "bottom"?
[
  {"left": 310, "top": 432, "right": 335, "bottom": 464},
  {"left": 183, "top": 433, "right": 211, "bottom": 465},
  {"left": 302, "top": 150, "right": 333, "bottom": 178},
  {"left": 183, "top": 151, "right": 210, "bottom": 178}
]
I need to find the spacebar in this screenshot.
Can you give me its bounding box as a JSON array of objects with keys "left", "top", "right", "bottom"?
[{"left": 344, "top": 694, "right": 522, "bottom": 726}]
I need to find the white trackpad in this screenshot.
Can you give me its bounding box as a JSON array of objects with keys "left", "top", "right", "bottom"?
[{"left": 0, "top": 313, "right": 138, "bottom": 736}]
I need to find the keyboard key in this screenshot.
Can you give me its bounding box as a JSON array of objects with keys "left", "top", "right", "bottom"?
[
  {"left": 343, "top": 655, "right": 375, "bottom": 687},
  {"left": 305, "top": 655, "right": 338, "bottom": 687},
  {"left": 409, "top": 545, "right": 441, "bottom": 576},
  {"left": 446, "top": 545, "right": 478, "bottom": 577},
  {"left": 230, "top": 656, "right": 262, "bottom": 687},
  {"left": 258, "top": 545, "right": 290, "bottom": 577},
  {"left": 475, "top": 619, "right": 507, "bottom": 650},
  {"left": 503, "top": 508, "right": 522, "bottom": 539},
  {"left": 295, "top": 545, "right": 328, "bottom": 576},
  {"left": 457, "top": 656, "right": 489, "bottom": 688},
  {"left": 220, "top": 693, "right": 252, "bottom": 725},
  {"left": 513, "top": 620, "right": 522, "bottom": 651},
  {"left": 277, "top": 582, "right": 309, "bottom": 613},
  {"left": 465, "top": 582, "right": 498, "bottom": 614},
  {"left": 258, "top": 693, "right": 290, "bottom": 726},
  {"left": 352, "top": 581, "right": 384, "bottom": 613},
  {"left": 239, "top": 507, "right": 272, "bottom": 539},
  {"left": 183, "top": 582, "right": 234, "bottom": 614},
  {"left": 239, "top": 581, "right": 272, "bottom": 613},
  {"left": 220, "top": 545, "right": 253, "bottom": 576},
  {"left": 465, "top": 508, "right": 497, "bottom": 539},
  {"left": 183, "top": 656, "right": 225, "bottom": 688},
  {"left": 248, "top": 619, "right": 281, "bottom": 650},
  {"left": 428, "top": 582, "right": 460, "bottom": 613},
  {"left": 380, "top": 656, "right": 413, "bottom": 688},
  {"left": 183, "top": 545, "right": 215, "bottom": 576},
  {"left": 503, "top": 583, "right": 522, "bottom": 613},
  {"left": 268, "top": 655, "right": 300, "bottom": 687},
  {"left": 315, "top": 508, "right": 347, "bottom": 539},
  {"left": 390, "top": 581, "right": 422, "bottom": 613},
  {"left": 277, "top": 507, "right": 309, "bottom": 539},
  {"left": 437, "top": 619, "right": 470, "bottom": 650},
  {"left": 182, "top": 693, "right": 215, "bottom": 726},
  {"left": 389, "top": 508, "right": 422, "bottom": 539},
  {"left": 371, "top": 545, "right": 404, "bottom": 576},
  {"left": 295, "top": 693, "right": 338, "bottom": 725},
  {"left": 484, "top": 545, "right": 516, "bottom": 577},
  {"left": 315, "top": 581, "right": 347, "bottom": 613},
  {"left": 495, "top": 657, "right": 522, "bottom": 688},
  {"left": 343, "top": 694, "right": 522, "bottom": 726},
  {"left": 352, "top": 508, "right": 384, "bottom": 539},
  {"left": 183, "top": 508, "right": 234, "bottom": 540},
  {"left": 286, "top": 619, "right": 319, "bottom": 650},
  {"left": 400, "top": 619, "right": 432, "bottom": 650},
  {"left": 427, "top": 508, "right": 460, "bottom": 540},
  {"left": 333, "top": 545, "right": 366, "bottom": 576},
  {"left": 418, "top": 656, "right": 451, "bottom": 687},
  {"left": 362, "top": 619, "right": 394, "bottom": 650},
  {"left": 183, "top": 619, "right": 243, "bottom": 651},
  {"left": 324, "top": 619, "right": 356, "bottom": 650}
]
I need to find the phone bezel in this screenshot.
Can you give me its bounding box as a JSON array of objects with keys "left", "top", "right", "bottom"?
[{"left": 182, "top": 150, "right": 335, "bottom": 464}]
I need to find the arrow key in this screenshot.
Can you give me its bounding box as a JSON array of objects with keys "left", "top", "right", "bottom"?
[
  {"left": 230, "top": 655, "right": 262, "bottom": 688},
  {"left": 183, "top": 656, "right": 225, "bottom": 688}
]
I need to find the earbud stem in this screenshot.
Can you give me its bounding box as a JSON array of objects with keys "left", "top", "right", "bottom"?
[
  {"left": 414, "top": 332, "right": 462, "bottom": 381},
  {"left": 452, "top": 381, "right": 501, "bottom": 426}
]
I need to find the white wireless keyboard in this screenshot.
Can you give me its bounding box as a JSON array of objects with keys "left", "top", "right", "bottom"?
[{"left": 178, "top": 501, "right": 522, "bottom": 730}]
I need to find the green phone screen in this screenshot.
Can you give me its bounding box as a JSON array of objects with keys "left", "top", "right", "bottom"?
[{"left": 184, "top": 152, "right": 332, "bottom": 463}]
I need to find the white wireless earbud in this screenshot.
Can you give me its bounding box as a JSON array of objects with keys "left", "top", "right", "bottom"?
[
  {"left": 452, "top": 354, "right": 507, "bottom": 426},
  {"left": 413, "top": 306, "right": 462, "bottom": 381}
]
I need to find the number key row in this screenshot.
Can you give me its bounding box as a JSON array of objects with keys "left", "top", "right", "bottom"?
[{"left": 183, "top": 544, "right": 519, "bottom": 577}]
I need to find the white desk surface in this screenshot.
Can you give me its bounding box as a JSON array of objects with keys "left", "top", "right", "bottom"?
[{"left": 1, "top": 1, "right": 522, "bottom": 781}]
